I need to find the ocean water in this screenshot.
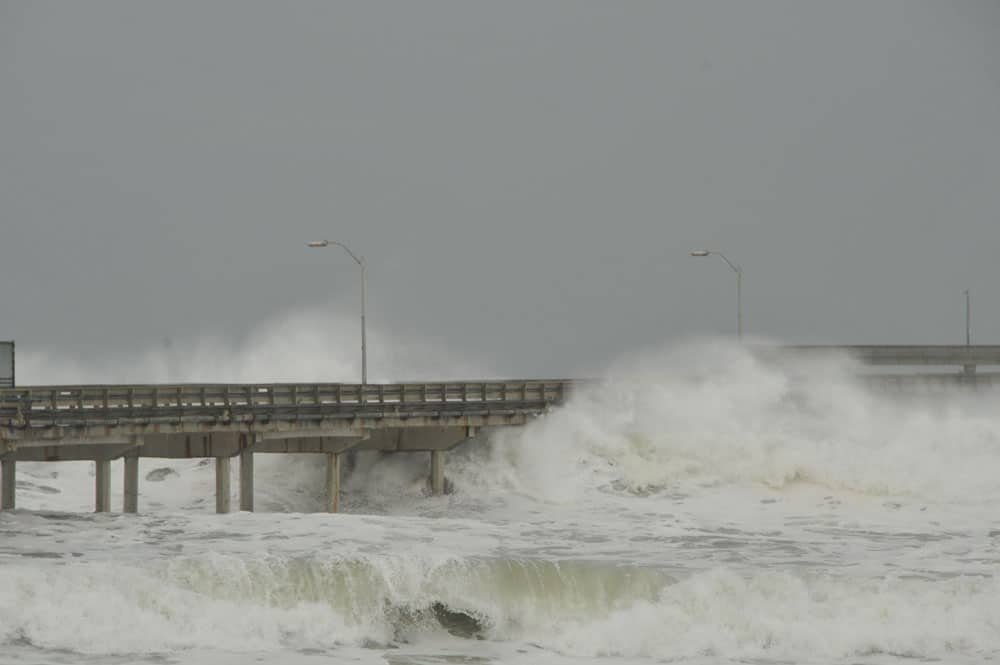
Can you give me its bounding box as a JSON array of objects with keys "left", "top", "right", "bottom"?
[{"left": 3, "top": 327, "right": 1000, "bottom": 665}]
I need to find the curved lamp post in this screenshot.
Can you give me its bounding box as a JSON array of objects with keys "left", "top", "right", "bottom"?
[
  {"left": 690, "top": 250, "right": 742, "bottom": 341},
  {"left": 308, "top": 240, "right": 367, "bottom": 386}
]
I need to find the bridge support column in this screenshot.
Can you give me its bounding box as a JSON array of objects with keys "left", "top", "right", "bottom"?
[
  {"left": 326, "top": 453, "right": 340, "bottom": 513},
  {"left": 239, "top": 447, "right": 254, "bottom": 512},
  {"left": 123, "top": 454, "right": 139, "bottom": 514},
  {"left": 1, "top": 459, "right": 15, "bottom": 510},
  {"left": 216, "top": 457, "right": 231, "bottom": 514},
  {"left": 430, "top": 450, "right": 445, "bottom": 496},
  {"left": 95, "top": 460, "right": 111, "bottom": 513},
  {"left": 325, "top": 453, "right": 341, "bottom": 513}
]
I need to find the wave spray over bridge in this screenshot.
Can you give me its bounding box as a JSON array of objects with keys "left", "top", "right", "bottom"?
[{"left": 3, "top": 329, "right": 1000, "bottom": 665}]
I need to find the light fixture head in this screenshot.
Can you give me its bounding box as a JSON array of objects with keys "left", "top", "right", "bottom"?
[
  {"left": 689, "top": 250, "right": 710, "bottom": 257},
  {"left": 307, "top": 240, "right": 329, "bottom": 248}
]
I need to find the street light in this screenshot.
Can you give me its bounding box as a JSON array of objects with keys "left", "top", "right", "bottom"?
[
  {"left": 308, "top": 240, "right": 367, "bottom": 386},
  {"left": 690, "top": 250, "right": 742, "bottom": 341}
]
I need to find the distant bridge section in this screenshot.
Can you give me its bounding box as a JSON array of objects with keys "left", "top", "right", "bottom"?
[
  {"left": 776, "top": 345, "right": 1000, "bottom": 370},
  {"left": 758, "top": 344, "right": 1000, "bottom": 392}
]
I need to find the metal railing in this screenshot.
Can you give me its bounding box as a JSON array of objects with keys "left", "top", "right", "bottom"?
[{"left": 0, "top": 380, "right": 574, "bottom": 427}]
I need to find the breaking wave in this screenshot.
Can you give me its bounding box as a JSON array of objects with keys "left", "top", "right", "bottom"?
[
  {"left": 1, "top": 553, "right": 997, "bottom": 661},
  {"left": 443, "top": 340, "right": 1000, "bottom": 505}
]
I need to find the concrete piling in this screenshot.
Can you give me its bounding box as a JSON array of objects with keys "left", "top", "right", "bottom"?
[
  {"left": 326, "top": 453, "right": 341, "bottom": 513},
  {"left": 239, "top": 447, "right": 254, "bottom": 512},
  {"left": 95, "top": 460, "right": 111, "bottom": 512},
  {"left": 430, "top": 450, "right": 445, "bottom": 495},
  {"left": 216, "top": 457, "right": 231, "bottom": 514},
  {"left": 1, "top": 459, "right": 15, "bottom": 510},
  {"left": 123, "top": 454, "right": 139, "bottom": 513}
]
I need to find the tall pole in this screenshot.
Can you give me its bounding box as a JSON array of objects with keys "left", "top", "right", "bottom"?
[
  {"left": 308, "top": 240, "right": 367, "bottom": 387},
  {"left": 360, "top": 258, "right": 367, "bottom": 385},
  {"left": 965, "top": 289, "right": 971, "bottom": 346},
  {"left": 736, "top": 266, "right": 743, "bottom": 342}
]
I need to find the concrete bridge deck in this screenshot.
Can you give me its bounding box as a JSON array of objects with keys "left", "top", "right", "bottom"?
[{"left": 0, "top": 380, "right": 573, "bottom": 443}]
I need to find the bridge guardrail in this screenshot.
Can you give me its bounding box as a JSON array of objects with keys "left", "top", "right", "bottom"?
[{"left": 0, "top": 381, "right": 576, "bottom": 425}]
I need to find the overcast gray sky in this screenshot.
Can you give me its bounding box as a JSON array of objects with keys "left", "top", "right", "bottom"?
[{"left": 2, "top": 1, "right": 1000, "bottom": 381}]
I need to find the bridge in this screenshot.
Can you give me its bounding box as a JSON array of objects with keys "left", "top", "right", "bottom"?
[
  {"left": 2, "top": 345, "right": 999, "bottom": 515},
  {"left": 0, "top": 380, "right": 571, "bottom": 514}
]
